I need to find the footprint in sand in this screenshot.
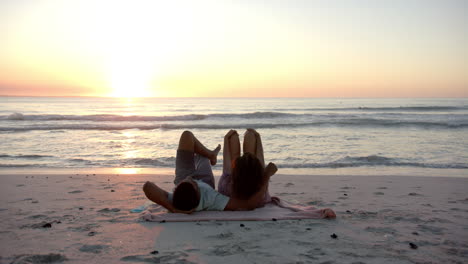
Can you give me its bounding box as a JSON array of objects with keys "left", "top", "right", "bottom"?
[
  {"left": 68, "top": 190, "right": 83, "bottom": 194},
  {"left": 121, "top": 251, "right": 189, "bottom": 263},
  {"left": 210, "top": 244, "right": 246, "bottom": 256},
  {"left": 417, "top": 224, "right": 446, "bottom": 235},
  {"left": 208, "top": 231, "right": 234, "bottom": 240},
  {"left": 373, "top": 192, "right": 385, "bottom": 195},
  {"left": 79, "top": 244, "right": 108, "bottom": 254},
  {"left": 11, "top": 254, "right": 68, "bottom": 263},
  {"left": 97, "top": 208, "right": 120, "bottom": 213}
]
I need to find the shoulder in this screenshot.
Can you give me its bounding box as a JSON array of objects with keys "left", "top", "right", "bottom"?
[{"left": 194, "top": 180, "right": 229, "bottom": 211}]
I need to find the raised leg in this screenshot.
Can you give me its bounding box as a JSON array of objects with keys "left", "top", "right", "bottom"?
[
  {"left": 178, "top": 131, "right": 220, "bottom": 166},
  {"left": 223, "top": 130, "right": 240, "bottom": 174},
  {"left": 243, "top": 128, "right": 265, "bottom": 168}
]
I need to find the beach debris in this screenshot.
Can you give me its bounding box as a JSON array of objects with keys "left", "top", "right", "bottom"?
[
  {"left": 344, "top": 193, "right": 348, "bottom": 196},
  {"left": 88, "top": 231, "right": 96, "bottom": 236},
  {"left": 42, "top": 223, "right": 52, "bottom": 228},
  {"left": 240, "top": 224, "right": 245, "bottom": 227},
  {"left": 272, "top": 218, "right": 277, "bottom": 221},
  {"left": 409, "top": 242, "right": 418, "bottom": 249},
  {"left": 412, "top": 231, "right": 419, "bottom": 235},
  {"left": 306, "top": 228, "right": 311, "bottom": 231},
  {"left": 79, "top": 207, "right": 83, "bottom": 210},
  {"left": 330, "top": 233, "right": 338, "bottom": 239},
  {"left": 150, "top": 250, "right": 159, "bottom": 255},
  {"left": 346, "top": 210, "right": 352, "bottom": 213},
  {"left": 111, "top": 189, "right": 115, "bottom": 192},
  {"left": 160, "top": 220, "right": 166, "bottom": 223}
]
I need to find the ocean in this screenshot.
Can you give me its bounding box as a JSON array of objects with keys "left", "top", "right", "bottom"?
[{"left": 1, "top": 97, "right": 467, "bottom": 177}]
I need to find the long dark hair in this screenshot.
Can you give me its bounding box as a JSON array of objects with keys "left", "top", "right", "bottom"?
[{"left": 231, "top": 152, "right": 265, "bottom": 200}]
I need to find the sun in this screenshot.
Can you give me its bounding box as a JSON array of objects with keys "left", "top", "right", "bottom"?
[{"left": 109, "top": 65, "right": 153, "bottom": 98}]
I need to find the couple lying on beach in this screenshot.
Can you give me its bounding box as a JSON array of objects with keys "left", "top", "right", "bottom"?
[{"left": 143, "top": 129, "right": 336, "bottom": 218}]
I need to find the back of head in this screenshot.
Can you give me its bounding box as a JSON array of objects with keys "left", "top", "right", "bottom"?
[
  {"left": 173, "top": 182, "right": 200, "bottom": 211},
  {"left": 231, "top": 153, "right": 265, "bottom": 200}
]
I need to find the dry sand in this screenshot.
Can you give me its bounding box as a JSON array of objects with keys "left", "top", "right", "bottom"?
[{"left": 0, "top": 172, "right": 467, "bottom": 264}]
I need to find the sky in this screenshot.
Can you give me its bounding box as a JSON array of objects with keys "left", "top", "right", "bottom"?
[{"left": 0, "top": 0, "right": 466, "bottom": 97}]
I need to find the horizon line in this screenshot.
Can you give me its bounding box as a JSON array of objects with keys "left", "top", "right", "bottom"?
[{"left": 1, "top": 95, "right": 467, "bottom": 99}]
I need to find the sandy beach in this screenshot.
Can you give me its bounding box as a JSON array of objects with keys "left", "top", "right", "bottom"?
[{"left": 0, "top": 171, "right": 467, "bottom": 264}]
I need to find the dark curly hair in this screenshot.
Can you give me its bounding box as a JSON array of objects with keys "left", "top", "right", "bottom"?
[
  {"left": 173, "top": 181, "right": 200, "bottom": 211},
  {"left": 231, "top": 152, "right": 265, "bottom": 200}
]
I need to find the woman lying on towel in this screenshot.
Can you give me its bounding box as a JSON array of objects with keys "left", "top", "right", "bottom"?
[{"left": 143, "top": 130, "right": 276, "bottom": 213}]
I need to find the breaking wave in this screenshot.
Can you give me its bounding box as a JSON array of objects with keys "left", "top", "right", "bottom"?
[{"left": 280, "top": 155, "right": 468, "bottom": 169}]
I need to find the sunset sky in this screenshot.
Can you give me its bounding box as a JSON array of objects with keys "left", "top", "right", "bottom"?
[{"left": 0, "top": 0, "right": 466, "bottom": 97}]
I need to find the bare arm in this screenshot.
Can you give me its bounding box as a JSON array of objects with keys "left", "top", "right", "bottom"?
[{"left": 142, "top": 181, "right": 177, "bottom": 213}]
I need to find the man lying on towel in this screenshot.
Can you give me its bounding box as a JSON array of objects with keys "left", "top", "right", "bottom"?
[{"left": 143, "top": 130, "right": 278, "bottom": 213}]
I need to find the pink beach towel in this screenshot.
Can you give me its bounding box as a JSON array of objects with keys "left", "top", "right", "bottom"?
[{"left": 140, "top": 197, "right": 335, "bottom": 222}]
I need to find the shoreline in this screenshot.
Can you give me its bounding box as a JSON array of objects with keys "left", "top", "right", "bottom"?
[{"left": 1, "top": 166, "right": 467, "bottom": 178}]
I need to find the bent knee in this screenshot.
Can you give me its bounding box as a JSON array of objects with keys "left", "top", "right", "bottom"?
[{"left": 181, "top": 130, "right": 193, "bottom": 139}]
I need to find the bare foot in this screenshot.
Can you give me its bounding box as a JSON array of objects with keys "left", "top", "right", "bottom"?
[
  {"left": 322, "top": 208, "right": 336, "bottom": 219},
  {"left": 210, "top": 144, "right": 221, "bottom": 165}
]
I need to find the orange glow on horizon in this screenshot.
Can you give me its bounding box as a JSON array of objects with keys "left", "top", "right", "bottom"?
[{"left": 0, "top": 0, "right": 466, "bottom": 98}]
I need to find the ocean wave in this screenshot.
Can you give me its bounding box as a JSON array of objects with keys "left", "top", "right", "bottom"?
[
  {"left": 1, "top": 112, "right": 294, "bottom": 122},
  {"left": 0, "top": 154, "right": 54, "bottom": 159},
  {"left": 0, "top": 164, "right": 42, "bottom": 167},
  {"left": 0, "top": 157, "right": 177, "bottom": 168},
  {"left": 0, "top": 118, "right": 466, "bottom": 132},
  {"left": 279, "top": 155, "right": 468, "bottom": 169},
  {"left": 276, "top": 106, "right": 468, "bottom": 112}
]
